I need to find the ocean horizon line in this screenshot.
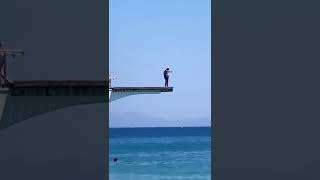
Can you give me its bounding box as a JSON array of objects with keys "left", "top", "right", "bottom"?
[{"left": 109, "top": 126, "right": 211, "bottom": 129}]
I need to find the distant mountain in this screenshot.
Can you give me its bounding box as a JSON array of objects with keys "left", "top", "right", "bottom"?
[{"left": 109, "top": 112, "right": 211, "bottom": 128}]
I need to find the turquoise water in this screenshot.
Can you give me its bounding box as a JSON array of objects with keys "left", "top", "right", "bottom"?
[{"left": 109, "top": 127, "right": 211, "bottom": 180}]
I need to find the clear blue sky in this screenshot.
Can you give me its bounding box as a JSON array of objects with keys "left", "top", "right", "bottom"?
[{"left": 110, "top": 0, "right": 211, "bottom": 127}]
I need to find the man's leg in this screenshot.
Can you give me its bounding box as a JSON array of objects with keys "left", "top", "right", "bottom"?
[{"left": 165, "top": 77, "right": 168, "bottom": 87}]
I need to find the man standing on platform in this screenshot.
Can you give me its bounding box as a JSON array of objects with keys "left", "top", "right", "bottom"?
[{"left": 163, "top": 67, "right": 172, "bottom": 87}]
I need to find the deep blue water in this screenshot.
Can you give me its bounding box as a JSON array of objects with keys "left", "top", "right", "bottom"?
[{"left": 109, "top": 127, "right": 211, "bottom": 180}]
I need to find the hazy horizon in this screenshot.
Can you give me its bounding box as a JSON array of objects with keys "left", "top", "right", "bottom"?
[{"left": 110, "top": 111, "right": 210, "bottom": 128}]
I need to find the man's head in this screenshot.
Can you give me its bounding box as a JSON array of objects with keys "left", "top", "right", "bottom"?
[{"left": 166, "top": 68, "right": 169, "bottom": 70}]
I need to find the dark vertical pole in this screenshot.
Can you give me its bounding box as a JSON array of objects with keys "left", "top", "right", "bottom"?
[{"left": 3, "top": 54, "right": 6, "bottom": 87}]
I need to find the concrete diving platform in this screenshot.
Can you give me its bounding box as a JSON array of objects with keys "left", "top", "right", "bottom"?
[
  {"left": 111, "top": 87, "right": 173, "bottom": 92},
  {"left": 109, "top": 87, "right": 173, "bottom": 102},
  {"left": 0, "top": 80, "right": 108, "bottom": 130}
]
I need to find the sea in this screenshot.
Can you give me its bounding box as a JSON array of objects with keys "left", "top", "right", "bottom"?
[{"left": 109, "top": 127, "right": 211, "bottom": 180}]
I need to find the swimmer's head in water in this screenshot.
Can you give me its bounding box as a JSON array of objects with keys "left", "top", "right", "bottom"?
[{"left": 113, "top": 158, "right": 118, "bottom": 162}]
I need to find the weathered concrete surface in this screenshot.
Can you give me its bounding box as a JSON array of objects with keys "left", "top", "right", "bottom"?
[
  {"left": 112, "top": 87, "right": 173, "bottom": 92},
  {"left": 109, "top": 87, "right": 173, "bottom": 102}
]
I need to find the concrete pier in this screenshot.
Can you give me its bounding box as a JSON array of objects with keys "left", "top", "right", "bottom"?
[
  {"left": 0, "top": 82, "right": 173, "bottom": 129},
  {"left": 109, "top": 87, "right": 173, "bottom": 102},
  {"left": 0, "top": 80, "right": 108, "bottom": 130},
  {"left": 112, "top": 87, "right": 173, "bottom": 92}
]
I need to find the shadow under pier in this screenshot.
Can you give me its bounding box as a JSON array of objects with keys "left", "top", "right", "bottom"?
[{"left": 0, "top": 80, "right": 108, "bottom": 130}]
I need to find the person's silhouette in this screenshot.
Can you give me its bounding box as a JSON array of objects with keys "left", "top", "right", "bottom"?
[{"left": 163, "top": 67, "right": 172, "bottom": 87}]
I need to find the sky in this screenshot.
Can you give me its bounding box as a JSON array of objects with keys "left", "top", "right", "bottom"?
[{"left": 109, "top": 0, "right": 211, "bottom": 127}]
